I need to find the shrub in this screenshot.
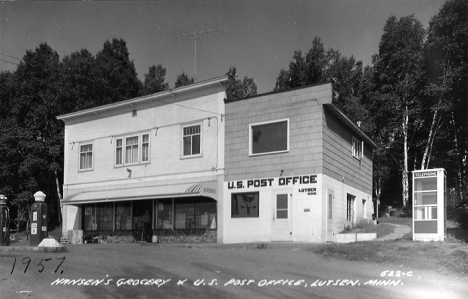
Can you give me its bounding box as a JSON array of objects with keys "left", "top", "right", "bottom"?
[
  {"left": 354, "top": 219, "right": 374, "bottom": 229},
  {"left": 454, "top": 202, "right": 468, "bottom": 229}
]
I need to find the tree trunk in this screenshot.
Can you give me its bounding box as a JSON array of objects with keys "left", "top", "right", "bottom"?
[
  {"left": 402, "top": 106, "right": 409, "bottom": 207},
  {"left": 421, "top": 109, "right": 438, "bottom": 170}
]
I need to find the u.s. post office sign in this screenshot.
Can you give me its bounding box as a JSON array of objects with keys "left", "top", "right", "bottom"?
[{"left": 227, "top": 174, "right": 317, "bottom": 191}]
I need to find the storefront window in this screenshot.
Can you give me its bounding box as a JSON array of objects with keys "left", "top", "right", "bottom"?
[
  {"left": 84, "top": 205, "right": 97, "bottom": 231},
  {"left": 231, "top": 192, "right": 259, "bottom": 218},
  {"left": 175, "top": 198, "right": 216, "bottom": 229},
  {"left": 156, "top": 199, "right": 173, "bottom": 229},
  {"left": 115, "top": 202, "right": 132, "bottom": 230},
  {"left": 98, "top": 203, "right": 113, "bottom": 230},
  {"left": 133, "top": 200, "right": 152, "bottom": 231},
  {"left": 195, "top": 201, "right": 217, "bottom": 229},
  {"left": 156, "top": 197, "right": 216, "bottom": 230},
  {"left": 175, "top": 199, "right": 194, "bottom": 229}
]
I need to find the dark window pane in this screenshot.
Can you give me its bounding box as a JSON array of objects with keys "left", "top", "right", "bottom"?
[
  {"left": 98, "top": 203, "right": 113, "bottom": 231},
  {"left": 192, "top": 135, "right": 200, "bottom": 155},
  {"left": 251, "top": 121, "right": 287, "bottom": 154},
  {"left": 277, "top": 210, "right": 288, "bottom": 219},
  {"left": 183, "top": 136, "right": 191, "bottom": 155},
  {"left": 277, "top": 194, "right": 288, "bottom": 209},
  {"left": 231, "top": 193, "right": 259, "bottom": 217},
  {"left": 84, "top": 205, "right": 96, "bottom": 231},
  {"left": 115, "top": 202, "right": 132, "bottom": 230},
  {"left": 156, "top": 199, "right": 172, "bottom": 230}
]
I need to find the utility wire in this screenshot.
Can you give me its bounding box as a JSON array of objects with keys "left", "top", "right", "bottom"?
[
  {"left": 0, "top": 52, "right": 21, "bottom": 61},
  {"left": 0, "top": 58, "right": 18, "bottom": 66}
]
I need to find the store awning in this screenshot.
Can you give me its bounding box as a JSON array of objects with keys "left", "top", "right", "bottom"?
[{"left": 62, "top": 181, "right": 218, "bottom": 205}]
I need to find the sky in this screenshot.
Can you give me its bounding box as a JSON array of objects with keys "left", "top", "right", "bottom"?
[{"left": 0, "top": 0, "right": 446, "bottom": 94}]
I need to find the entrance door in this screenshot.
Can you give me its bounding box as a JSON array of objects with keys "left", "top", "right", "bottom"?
[
  {"left": 272, "top": 193, "right": 292, "bottom": 241},
  {"left": 326, "top": 189, "right": 334, "bottom": 242}
]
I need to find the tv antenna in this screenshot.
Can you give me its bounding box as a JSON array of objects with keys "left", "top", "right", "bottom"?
[{"left": 174, "top": 20, "right": 223, "bottom": 82}]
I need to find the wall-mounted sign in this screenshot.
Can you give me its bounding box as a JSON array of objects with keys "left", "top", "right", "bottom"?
[
  {"left": 227, "top": 175, "right": 317, "bottom": 190},
  {"left": 414, "top": 171, "right": 437, "bottom": 177},
  {"left": 299, "top": 188, "right": 316, "bottom": 195}
]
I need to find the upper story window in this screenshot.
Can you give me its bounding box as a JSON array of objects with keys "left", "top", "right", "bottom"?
[
  {"left": 352, "top": 136, "right": 363, "bottom": 160},
  {"left": 125, "top": 136, "right": 139, "bottom": 164},
  {"left": 182, "top": 124, "right": 201, "bottom": 157},
  {"left": 250, "top": 119, "right": 289, "bottom": 156},
  {"left": 79, "top": 143, "right": 93, "bottom": 171},
  {"left": 115, "top": 133, "right": 150, "bottom": 166}
]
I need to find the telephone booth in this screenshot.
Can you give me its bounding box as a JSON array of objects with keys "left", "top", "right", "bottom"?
[
  {"left": 412, "top": 169, "right": 445, "bottom": 242},
  {"left": 0, "top": 195, "right": 10, "bottom": 246},
  {"left": 30, "top": 191, "right": 48, "bottom": 246}
]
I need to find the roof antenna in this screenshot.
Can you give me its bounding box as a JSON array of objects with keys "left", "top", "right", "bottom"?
[{"left": 174, "top": 19, "right": 225, "bottom": 82}]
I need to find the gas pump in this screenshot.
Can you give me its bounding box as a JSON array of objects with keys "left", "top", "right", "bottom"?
[
  {"left": 0, "top": 195, "right": 10, "bottom": 246},
  {"left": 30, "top": 191, "right": 48, "bottom": 246}
]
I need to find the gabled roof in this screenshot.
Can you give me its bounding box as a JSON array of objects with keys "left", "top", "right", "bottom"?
[
  {"left": 57, "top": 75, "right": 232, "bottom": 123},
  {"left": 323, "top": 103, "right": 379, "bottom": 149}
]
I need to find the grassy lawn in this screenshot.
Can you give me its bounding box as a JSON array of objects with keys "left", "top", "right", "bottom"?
[{"left": 310, "top": 216, "right": 468, "bottom": 277}]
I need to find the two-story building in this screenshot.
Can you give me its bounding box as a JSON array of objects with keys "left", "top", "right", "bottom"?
[
  {"left": 58, "top": 77, "right": 376, "bottom": 244},
  {"left": 219, "top": 82, "right": 377, "bottom": 243},
  {"left": 58, "top": 76, "right": 231, "bottom": 242}
]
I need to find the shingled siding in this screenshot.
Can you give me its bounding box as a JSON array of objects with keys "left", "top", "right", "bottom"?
[
  {"left": 322, "top": 109, "right": 373, "bottom": 194},
  {"left": 225, "top": 84, "right": 332, "bottom": 181}
]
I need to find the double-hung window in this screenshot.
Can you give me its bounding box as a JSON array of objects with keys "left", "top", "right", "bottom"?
[
  {"left": 182, "top": 124, "right": 201, "bottom": 157},
  {"left": 125, "top": 136, "right": 139, "bottom": 164},
  {"left": 250, "top": 119, "right": 289, "bottom": 156},
  {"left": 115, "top": 133, "right": 150, "bottom": 166},
  {"left": 79, "top": 143, "right": 93, "bottom": 171},
  {"left": 352, "top": 137, "right": 363, "bottom": 160}
]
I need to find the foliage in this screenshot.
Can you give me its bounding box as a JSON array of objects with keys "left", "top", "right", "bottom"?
[
  {"left": 370, "top": 15, "right": 427, "bottom": 207},
  {"left": 454, "top": 201, "right": 468, "bottom": 229},
  {"left": 93, "top": 38, "right": 142, "bottom": 104},
  {"left": 140, "top": 64, "right": 169, "bottom": 96},
  {"left": 0, "top": 39, "right": 144, "bottom": 225},
  {"left": 341, "top": 219, "right": 395, "bottom": 238},
  {"left": 273, "top": 37, "right": 371, "bottom": 128},
  {"left": 225, "top": 67, "right": 257, "bottom": 101},
  {"left": 174, "top": 71, "right": 195, "bottom": 88},
  {"left": 425, "top": 0, "right": 468, "bottom": 201}
]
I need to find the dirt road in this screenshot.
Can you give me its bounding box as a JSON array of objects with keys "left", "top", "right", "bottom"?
[{"left": 1, "top": 243, "right": 467, "bottom": 299}]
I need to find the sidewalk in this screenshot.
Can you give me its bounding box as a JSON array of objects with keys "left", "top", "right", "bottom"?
[{"left": 374, "top": 223, "right": 412, "bottom": 241}]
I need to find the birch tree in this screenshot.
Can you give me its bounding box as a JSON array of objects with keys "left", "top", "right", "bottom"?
[
  {"left": 424, "top": 0, "right": 468, "bottom": 200},
  {"left": 371, "top": 15, "right": 426, "bottom": 207}
]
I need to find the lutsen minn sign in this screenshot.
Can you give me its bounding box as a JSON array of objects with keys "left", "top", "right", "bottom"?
[{"left": 227, "top": 175, "right": 317, "bottom": 190}]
